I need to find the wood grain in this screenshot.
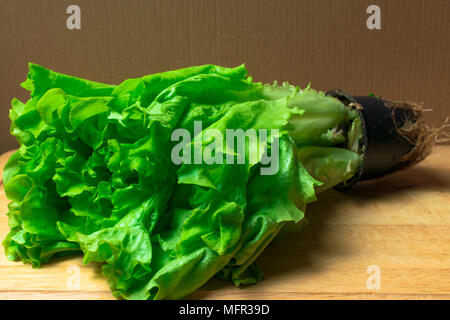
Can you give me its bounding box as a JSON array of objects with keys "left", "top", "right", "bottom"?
[{"left": 0, "top": 146, "right": 449, "bottom": 300}]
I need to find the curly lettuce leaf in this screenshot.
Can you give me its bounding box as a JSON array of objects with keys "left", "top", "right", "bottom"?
[{"left": 2, "top": 63, "right": 361, "bottom": 299}]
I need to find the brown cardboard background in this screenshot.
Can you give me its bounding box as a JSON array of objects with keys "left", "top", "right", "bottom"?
[{"left": 1, "top": 0, "right": 449, "bottom": 153}]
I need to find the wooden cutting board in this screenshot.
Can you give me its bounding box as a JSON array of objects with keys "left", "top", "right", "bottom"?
[{"left": 0, "top": 146, "right": 449, "bottom": 300}]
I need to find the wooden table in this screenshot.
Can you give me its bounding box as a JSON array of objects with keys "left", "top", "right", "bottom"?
[{"left": 0, "top": 146, "right": 449, "bottom": 300}]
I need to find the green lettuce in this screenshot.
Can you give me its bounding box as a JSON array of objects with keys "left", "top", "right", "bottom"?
[{"left": 2, "top": 63, "right": 361, "bottom": 299}]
